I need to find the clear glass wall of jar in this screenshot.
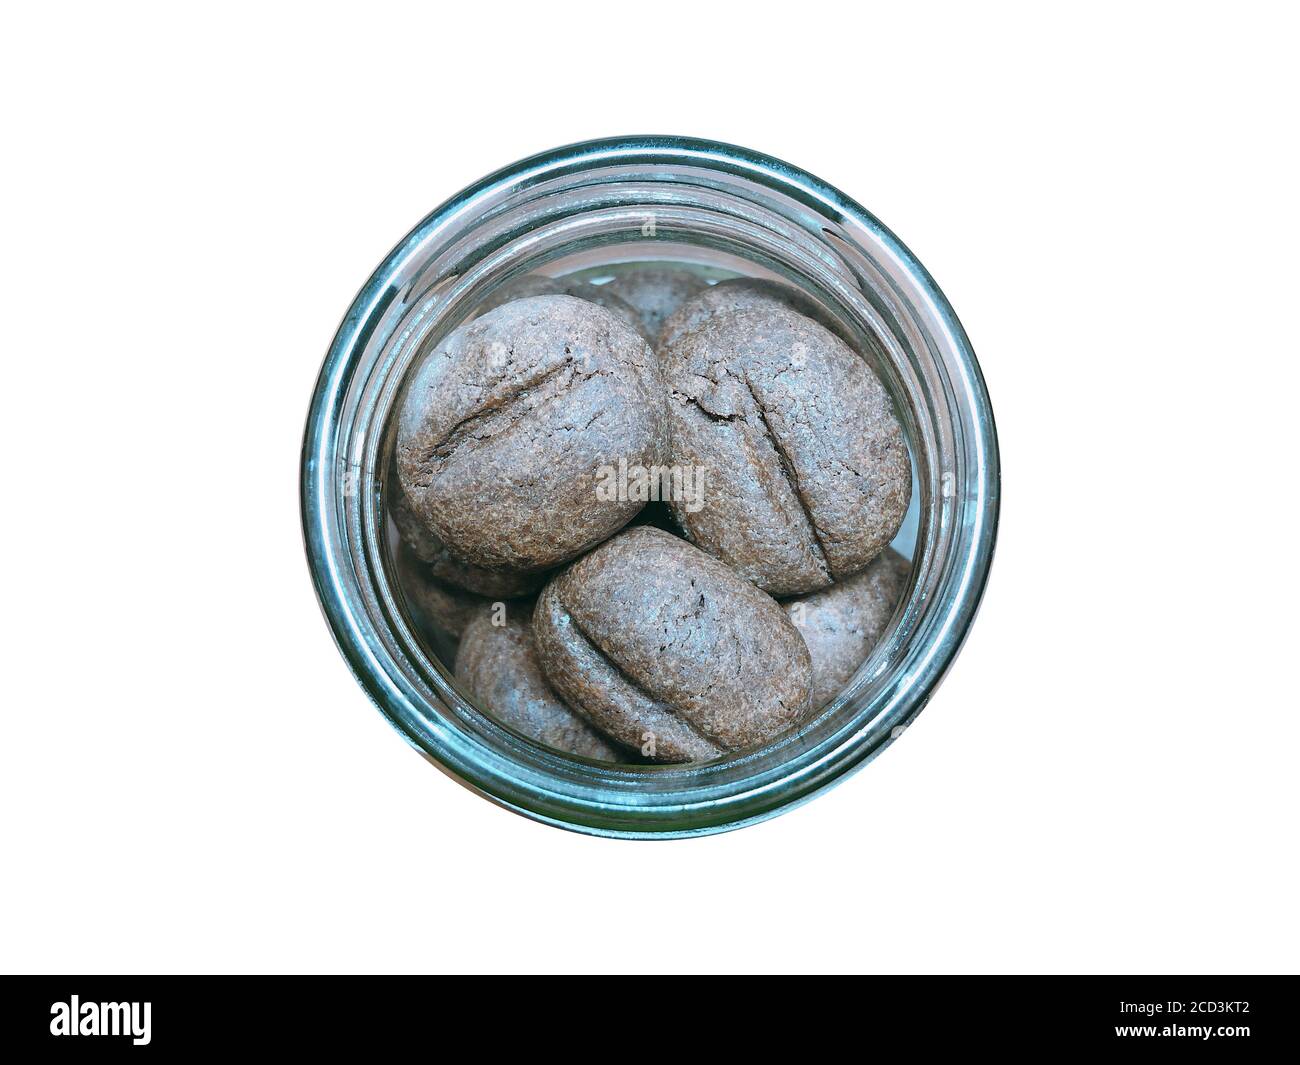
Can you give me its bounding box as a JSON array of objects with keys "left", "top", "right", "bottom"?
[{"left": 301, "top": 136, "right": 1000, "bottom": 837}]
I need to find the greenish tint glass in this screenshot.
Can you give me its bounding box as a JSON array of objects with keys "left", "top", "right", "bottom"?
[{"left": 300, "top": 136, "right": 1000, "bottom": 838}]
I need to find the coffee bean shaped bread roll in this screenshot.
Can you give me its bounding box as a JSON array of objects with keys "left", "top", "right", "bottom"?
[
  {"left": 782, "top": 548, "right": 911, "bottom": 709},
  {"left": 603, "top": 266, "right": 708, "bottom": 341},
  {"left": 455, "top": 604, "right": 626, "bottom": 762},
  {"left": 396, "top": 295, "right": 668, "bottom": 573},
  {"left": 661, "top": 304, "right": 911, "bottom": 596},
  {"left": 394, "top": 541, "right": 486, "bottom": 641},
  {"left": 532, "top": 526, "right": 814, "bottom": 763}
]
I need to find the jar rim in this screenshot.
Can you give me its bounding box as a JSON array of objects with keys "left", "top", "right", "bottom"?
[{"left": 301, "top": 135, "right": 1001, "bottom": 838}]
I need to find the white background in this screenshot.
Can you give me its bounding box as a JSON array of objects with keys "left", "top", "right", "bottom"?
[{"left": 2, "top": 2, "right": 1296, "bottom": 975}]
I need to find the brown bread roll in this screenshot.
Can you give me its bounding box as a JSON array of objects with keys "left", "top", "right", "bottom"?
[
  {"left": 661, "top": 304, "right": 910, "bottom": 595},
  {"left": 603, "top": 265, "right": 707, "bottom": 341},
  {"left": 455, "top": 604, "right": 625, "bottom": 762},
  {"left": 532, "top": 527, "right": 814, "bottom": 763},
  {"left": 782, "top": 548, "right": 911, "bottom": 709},
  {"left": 396, "top": 295, "right": 668, "bottom": 573}
]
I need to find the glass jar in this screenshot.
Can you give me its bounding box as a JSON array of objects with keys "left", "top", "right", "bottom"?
[{"left": 300, "top": 136, "right": 1000, "bottom": 838}]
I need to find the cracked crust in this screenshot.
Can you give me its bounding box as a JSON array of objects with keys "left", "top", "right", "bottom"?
[
  {"left": 455, "top": 604, "right": 627, "bottom": 761},
  {"left": 662, "top": 304, "right": 911, "bottom": 595},
  {"left": 531, "top": 527, "right": 813, "bottom": 763},
  {"left": 782, "top": 548, "right": 912, "bottom": 709},
  {"left": 396, "top": 295, "right": 668, "bottom": 572},
  {"left": 603, "top": 266, "right": 708, "bottom": 341}
]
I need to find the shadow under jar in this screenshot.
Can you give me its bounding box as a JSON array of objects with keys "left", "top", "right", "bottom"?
[{"left": 301, "top": 136, "right": 1000, "bottom": 838}]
